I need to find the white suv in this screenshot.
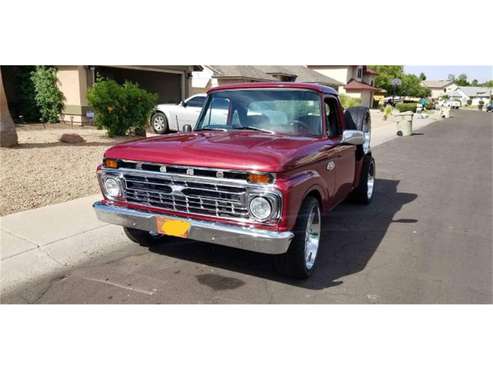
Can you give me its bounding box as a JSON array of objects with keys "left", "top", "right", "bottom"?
[{"left": 150, "top": 94, "right": 207, "bottom": 134}]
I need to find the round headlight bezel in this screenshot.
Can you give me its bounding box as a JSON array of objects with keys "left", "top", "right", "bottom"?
[
  {"left": 249, "top": 196, "right": 273, "bottom": 221},
  {"left": 103, "top": 176, "right": 122, "bottom": 198}
]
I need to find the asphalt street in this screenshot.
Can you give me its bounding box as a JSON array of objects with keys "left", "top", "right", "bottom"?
[{"left": 3, "top": 110, "right": 492, "bottom": 303}]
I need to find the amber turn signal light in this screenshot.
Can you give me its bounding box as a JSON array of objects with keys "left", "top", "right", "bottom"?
[
  {"left": 103, "top": 158, "right": 118, "bottom": 169},
  {"left": 247, "top": 173, "right": 273, "bottom": 184}
]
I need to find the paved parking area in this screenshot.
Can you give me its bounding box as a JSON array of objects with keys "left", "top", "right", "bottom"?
[{"left": 2, "top": 110, "right": 491, "bottom": 303}]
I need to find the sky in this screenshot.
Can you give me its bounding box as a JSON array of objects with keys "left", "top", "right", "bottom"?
[{"left": 404, "top": 65, "right": 492, "bottom": 82}]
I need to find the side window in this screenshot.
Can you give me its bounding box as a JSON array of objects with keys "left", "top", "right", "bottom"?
[
  {"left": 186, "top": 96, "right": 206, "bottom": 108},
  {"left": 201, "top": 97, "right": 230, "bottom": 127},
  {"left": 324, "top": 97, "right": 342, "bottom": 137}
]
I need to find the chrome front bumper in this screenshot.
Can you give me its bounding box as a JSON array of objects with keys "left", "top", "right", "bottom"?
[{"left": 93, "top": 202, "right": 294, "bottom": 254}]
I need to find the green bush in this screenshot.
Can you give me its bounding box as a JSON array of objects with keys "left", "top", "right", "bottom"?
[
  {"left": 383, "top": 105, "right": 393, "bottom": 120},
  {"left": 87, "top": 79, "right": 157, "bottom": 137},
  {"left": 31, "top": 66, "right": 64, "bottom": 123},
  {"left": 396, "top": 103, "right": 417, "bottom": 113},
  {"left": 15, "top": 66, "right": 40, "bottom": 122},
  {"left": 339, "top": 94, "right": 361, "bottom": 109}
]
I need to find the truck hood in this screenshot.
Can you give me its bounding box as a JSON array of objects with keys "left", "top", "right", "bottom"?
[{"left": 104, "top": 131, "right": 326, "bottom": 173}]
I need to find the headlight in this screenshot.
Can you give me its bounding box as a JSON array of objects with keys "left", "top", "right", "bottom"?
[
  {"left": 103, "top": 177, "right": 122, "bottom": 198},
  {"left": 249, "top": 196, "right": 272, "bottom": 221}
]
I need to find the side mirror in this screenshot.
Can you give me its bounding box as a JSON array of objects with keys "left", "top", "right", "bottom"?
[
  {"left": 341, "top": 130, "right": 365, "bottom": 145},
  {"left": 182, "top": 124, "right": 193, "bottom": 133},
  {"left": 181, "top": 100, "right": 187, "bottom": 107}
]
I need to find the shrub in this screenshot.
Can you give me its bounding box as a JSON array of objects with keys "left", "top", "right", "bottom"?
[
  {"left": 339, "top": 94, "right": 361, "bottom": 109},
  {"left": 15, "top": 66, "right": 40, "bottom": 122},
  {"left": 87, "top": 79, "right": 157, "bottom": 137},
  {"left": 383, "top": 105, "right": 393, "bottom": 120},
  {"left": 31, "top": 66, "right": 64, "bottom": 123},
  {"left": 466, "top": 99, "right": 472, "bottom": 106},
  {"left": 396, "top": 102, "right": 417, "bottom": 113}
]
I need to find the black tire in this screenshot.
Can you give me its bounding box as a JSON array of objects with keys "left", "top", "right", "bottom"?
[
  {"left": 123, "top": 227, "right": 166, "bottom": 247},
  {"left": 151, "top": 112, "right": 169, "bottom": 134},
  {"left": 274, "top": 196, "right": 322, "bottom": 279},
  {"left": 350, "top": 155, "right": 376, "bottom": 204}
]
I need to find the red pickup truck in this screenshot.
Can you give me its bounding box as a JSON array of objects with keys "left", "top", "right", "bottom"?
[{"left": 93, "top": 82, "right": 375, "bottom": 278}]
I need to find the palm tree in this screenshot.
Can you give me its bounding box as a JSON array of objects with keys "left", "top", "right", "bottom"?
[{"left": 0, "top": 68, "right": 18, "bottom": 147}]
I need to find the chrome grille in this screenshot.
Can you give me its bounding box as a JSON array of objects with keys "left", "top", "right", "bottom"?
[{"left": 122, "top": 172, "right": 249, "bottom": 219}]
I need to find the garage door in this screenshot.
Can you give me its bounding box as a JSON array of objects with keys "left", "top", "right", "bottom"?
[{"left": 95, "top": 66, "right": 183, "bottom": 104}]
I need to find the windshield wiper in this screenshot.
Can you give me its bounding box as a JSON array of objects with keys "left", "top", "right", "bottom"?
[
  {"left": 233, "top": 126, "right": 275, "bottom": 134},
  {"left": 196, "top": 127, "right": 228, "bottom": 132}
]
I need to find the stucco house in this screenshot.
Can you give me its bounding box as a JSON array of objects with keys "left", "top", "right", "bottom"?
[
  {"left": 56, "top": 65, "right": 202, "bottom": 125},
  {"left": 307, "top": 65, "right": 381, "bottom": 107},
  {"left": 191, "top": 65, "right": 342, "bottom": 95},
  {"left": 448, "top": 86, "right": 492, "bottom": 106},
  {"left": 421, "top": 80, "right": 457, "bottom": 99}
]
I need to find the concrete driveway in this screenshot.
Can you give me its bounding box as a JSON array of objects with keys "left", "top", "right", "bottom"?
[{"left": 1, "top": 110, "right": 491, "bottom": 303}]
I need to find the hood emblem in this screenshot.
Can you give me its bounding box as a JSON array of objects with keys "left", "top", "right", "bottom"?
[
  {"left": 160, "top": 166, "right": 167, "bottom": 173},
  {"left": 170, "top": 185, "right": 185, "bottom": 195},
  {"left": 216, "top": 170, "right": 224, "bottom": 178},
  {"left": 186, "top": 168, "right": 194, "bottom": 176}
]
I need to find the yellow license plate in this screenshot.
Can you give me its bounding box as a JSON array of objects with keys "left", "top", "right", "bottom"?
[{"left": 155, "top": 217, "right": 190, "bottom": 238}]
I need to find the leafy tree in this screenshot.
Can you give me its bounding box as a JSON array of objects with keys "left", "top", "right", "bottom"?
[
  {"left": 371, "top": 66, "right": 430, "bottom": 97},
  {"left": 16, "top": 66, "right": 40, "bottom": 122},
  {"left": 482, "top": 80, "right": 493, "bottom": 88},
  {"left": 0, "top": 68, "right": 18, "bottom": 147},
  {"left": 471, "top": 79, "right": 479, "bottom": 86},
  {"left": 31, "top": 66, "right": 64, "bottom": 123},
  {"left": 448, "top": 74, "right": 455, "bottom": 81},
  {"left": 455, "top": 74, "right": 469, "bottom": 86},
  {"left": 419, "top": 72, "right": 426, "bottom": 80}
]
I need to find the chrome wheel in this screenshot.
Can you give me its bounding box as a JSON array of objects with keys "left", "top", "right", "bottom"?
[
  {"left": 367, "top": 161, "right": 375, "bottom": 199},
  {"left": 304, "top": 204, "right": 321, "bottom": 270},
  {"left": 153, "top": 115, "right": 165, "bottom": 131}
]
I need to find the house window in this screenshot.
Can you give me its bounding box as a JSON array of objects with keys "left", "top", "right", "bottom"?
[
  {"left": 357, "top": 67, "right": 362, "bottom": 79},
  {"left": 444, "top": 88, "right": 446, "bottom": 92}
]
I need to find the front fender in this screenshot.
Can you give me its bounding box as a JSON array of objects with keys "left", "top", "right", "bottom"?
[{"left": 276, "top": 166, "right": 333, "bottom": 231}]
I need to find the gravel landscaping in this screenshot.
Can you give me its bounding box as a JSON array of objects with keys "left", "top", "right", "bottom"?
[{"left": 0, "top": 124, "right": 147, "bottom": 216}]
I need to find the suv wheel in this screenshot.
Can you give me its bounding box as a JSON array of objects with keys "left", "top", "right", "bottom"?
[
  {"left": 274, "top": 196, "right": 322, "bottom": 279},
  {"left": 151, "top": 112, "right": 169, "bottom": 134}
]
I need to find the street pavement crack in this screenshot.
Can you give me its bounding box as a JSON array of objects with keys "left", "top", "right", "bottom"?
[{"left": 81, "top": 277, "right": 155, "bottom": 296}]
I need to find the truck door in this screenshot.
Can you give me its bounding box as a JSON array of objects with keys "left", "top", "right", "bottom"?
[{"left": 324, "top": 97, "right": 356, "bottom": 205}]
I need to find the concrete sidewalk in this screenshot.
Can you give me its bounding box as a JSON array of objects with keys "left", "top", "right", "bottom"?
[
  {"left": 0, "top": 195, "right": 135, "bottom": 296},
  {"left": 370, "top": 109, "right": 442, "bottom": 147},
  {"left": 0, "top": 113, "right": 442, "bottom": 298}
]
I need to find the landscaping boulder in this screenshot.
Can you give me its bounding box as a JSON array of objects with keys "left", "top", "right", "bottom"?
[{"left": 60, "top": 133, "right": 85, "bottom": 144}]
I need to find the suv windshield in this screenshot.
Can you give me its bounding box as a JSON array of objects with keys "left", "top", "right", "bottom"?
[{"left": 196, "top": 89, "right": 323, "bottom": 136}]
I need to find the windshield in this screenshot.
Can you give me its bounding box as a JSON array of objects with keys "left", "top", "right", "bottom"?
[{"left": 196, "top": 89, "right": 323, "bottom": 136}]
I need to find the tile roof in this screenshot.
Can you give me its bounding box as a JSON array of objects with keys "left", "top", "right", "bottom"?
[
  {"left": 208, "top": 65, "right": 343, "bottom": 87},
  {"left": 344, "top": 79, "right": 381, "bottom": 92},
  {"left": 455, "top": 86, "right": 492, "bottom": 97},
  {"left": 422, "top": 80, "right": 455, "bottom": 89},
  {"left": 208, "top": 65, "right": 276, "bottom": 81}
]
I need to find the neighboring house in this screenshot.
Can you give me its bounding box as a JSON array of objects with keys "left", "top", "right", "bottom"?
[
  {"left": 191, "top": 65, "right": 342, "bottom": 95},
  {"left": 421, "top": 80, "right": 457, "bottom": 99},
  {"left": 307, "top": 65, "right": 381, "bottom": 107},
  {"left": 56, "top": 65, "right": 202, "bottom": 125},
  {"left": 448, "top": 86, "right": 492, "bottom": 106}
]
